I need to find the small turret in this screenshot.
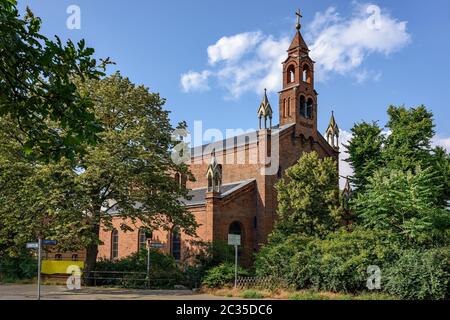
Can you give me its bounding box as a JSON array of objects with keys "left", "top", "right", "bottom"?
[
  {"left": 257, "top": 89, "right": 273, "bottom": 129},
  {"left": 326, "top": 111, "right": 339, "bottom": 150},
  {"left": 206, "top": 149, "right": 222, "bottom": 193}
]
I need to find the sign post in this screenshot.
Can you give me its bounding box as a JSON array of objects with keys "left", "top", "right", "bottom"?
[
  {"left": 146, "top": 240, "right": 163, "bottom": 287},
  {"left": 146, "top": 239, "right": 151, "bottom": 283},
  {"left": 37, "top": 238, "right": 42, "bottom": 300},
  {"left": 227, "top": 234, "right": 241, "bottom": 289},
  {"left": 27, "top": 239, "right": 57, "bottom": 300}
]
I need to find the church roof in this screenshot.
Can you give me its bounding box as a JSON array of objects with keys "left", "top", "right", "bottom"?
[
  {"left": 326, "top": 111, "right": 339, "bottom": 131},
  {"left": 190, "top": 123, "right": 295, "bottom": 157},
  {"left": 181, "top": 179, "right": 256, "bottom": 207},
  {"left": 288, "top": 30, "right": 309, "bottom": 51},
  {"left": 257, "top": 89, "right": 273, "bottom": 118}
]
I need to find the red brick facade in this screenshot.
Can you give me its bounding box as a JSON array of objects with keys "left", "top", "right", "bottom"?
[{"left": 97, "top": 23, "right": 339, "bottom": 266}]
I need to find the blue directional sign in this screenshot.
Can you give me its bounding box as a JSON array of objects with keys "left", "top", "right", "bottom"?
[
  {"left": 26, "top": 242, "right": 39, "bottom": 249},
  {"left": 150, "top": 242, "right": 163, "bottom": 248},
  {"left": 42, "top": 239, "right": 58, "bottom": 245}
]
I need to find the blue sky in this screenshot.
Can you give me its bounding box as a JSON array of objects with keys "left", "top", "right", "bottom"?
[{"left": 17, "top": 0, "right": 450, "bottom": 152}]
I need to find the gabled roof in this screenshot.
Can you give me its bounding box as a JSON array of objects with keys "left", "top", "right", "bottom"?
[
  {"left": 189, "top": 123, "right": 295, "bottom": 157},
  {"left": 257, "top": 89, "right": 273, "bottom": 118},
  {"left": 288, "top": 31, "right": 309, "bottom": 52},
  {"left": 180, "top": 179, "right": 256, "bottom": 207}
]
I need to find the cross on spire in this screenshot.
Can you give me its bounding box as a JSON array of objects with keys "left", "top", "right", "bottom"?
[{"left": 295, "top": 9, "right": 302, "bottom": 30}]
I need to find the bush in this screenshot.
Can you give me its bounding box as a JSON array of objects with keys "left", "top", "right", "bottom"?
[
  {"left": 94, "top": 249, "right": 182, "bottom": 288},
  {"left": 202, "top": 263, "right": 250, "bottom": 288},
  {"left": 256, "top": 228, "right": 450, "bottom": 299},
  {"left": 384, "top": 248, "right": 450, "bottom": 300},
  {"left": 241, "top": 290, "right": 265, "bottom": 299},
  {"left": 180, "top": 240, "right": 236, "bottom": 289},
  {"left": 0, "top": 253, "right": 37, "bottom": 282},
  {"left": 256, "top": 228, "right": 397, "bottom": 293}
]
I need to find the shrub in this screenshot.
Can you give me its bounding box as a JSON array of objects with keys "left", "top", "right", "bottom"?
[
  {"left": 0, "top": 253, "right": 37, "bottom": 282},
  {"left": 202, "top": 263, "right": 250, "bottom": 288},
  {"left": 94, "top": 249, "right": 182, "bottom": 288},
  {"left": 384, "top": 248, "right": 450, "bottom": 300},
  {"left": 256, "top": 228, "right": 397, "bottom": 293},
  {"left": 241, "top": 290, "right": 265, "bottom": 299}
]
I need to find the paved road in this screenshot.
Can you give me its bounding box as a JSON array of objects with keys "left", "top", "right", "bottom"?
[{"left": 0, "top": 284, "right": 236, "bottom": 300}]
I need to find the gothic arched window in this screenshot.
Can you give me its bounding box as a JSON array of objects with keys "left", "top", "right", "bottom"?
[
  {"left": 287, "top": 65, "right": 295, "bottom": 83},
  {"left": 302, "top": 64, "right": 311, "bottom": 83},
  {"left": 171, "top": 226, "right": 181, "bottom": 261},
  {"left": 111, "top": 229, "right": 119, "bottom": 260},
  {"left": 138, "top": 228, "right": 150, "bottom": 251},
  {"left": 229, "top": 221, "right": 242, "bottom": 236},
  {"left": 207, "top": 174, "right": 213, "bottom": 192},
  {"left": 306, "top": 98, "right": 314, "bottom": 119},
  {"left": 299, "top": 95, "right": 306, "bottom": 117},
  {"left": 229, "top": 221, "right": 243, "bottom": 256}
]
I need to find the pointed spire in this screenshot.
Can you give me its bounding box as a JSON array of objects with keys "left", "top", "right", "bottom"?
[
  {"left": 289, "top": 9, "right": 309, "bottom": 51},
  {"left": 326, "top": 111, "right": 339, "bottom": 149},
  {"left": 343, "top": 177, "right": 352, "bottom": 195},
  {"left": 327, "top": 111, "right": 338, "bottom": 131},
  {"left": 257, "top": 89, "right": 273, "bottom": 129}
]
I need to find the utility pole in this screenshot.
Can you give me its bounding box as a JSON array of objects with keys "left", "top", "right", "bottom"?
[{"left": 37, "top": 237, "right": 42, "bottom": 300}]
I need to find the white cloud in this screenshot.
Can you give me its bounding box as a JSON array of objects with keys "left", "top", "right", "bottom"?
[
  {"left": 339, "top": 129, "right": 354, "bottom": 189},
  {"left": 181, "top": 2, "right": 411, "bottom": 96},
  {"left": 180, "top": 70, "right": 211, "bottom": 93},
  {"left": 339, "top": 130, "right": 450, "bottom": 189},
  {"left": 432, "top": 136, "right": 450, "bottom": 152},
  {"left": 307, "top": 3, "right": 411, "bottom": 82},
  {"left": 207, "top": 32, "right": 263, "bottom": 65}
]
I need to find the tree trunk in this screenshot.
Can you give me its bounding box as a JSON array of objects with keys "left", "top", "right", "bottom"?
[{"left": 84, "top": 223, "right": 100, "bottom": 286}]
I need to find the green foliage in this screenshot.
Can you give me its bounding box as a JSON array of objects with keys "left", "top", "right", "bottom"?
[
  {"left": 256, "top": 228, "right": 397, "bottom": 293},
  {"left": 202, "top": 263, "right": 250, "bottom": 288},
  {"left": 0, "top": 0, "right": 110, "bottom": 161},
  {"left": 0, "top": 73, "right": 197, "bottom": 270},
  {"left": 346, "top": 105, "right": 449, "bottom": 206},
  {"left": 344, "top": 121, "right": 384, "bottom": 194},
  {"left": 180, "top": 240, "right": 236, "bottom": 288},
  {"left": 94, "top": 249, "right": 182, "bottom": 288},
  {"left": 384, "top": 248, "right": 450, "bottom": 300},
  {"left": 0, "top": 252, "right": 37, "bottom": 281},
  {"left": 240, "top": 290, "right": 265, "bottom": 299},
  {"left": 353, "top": 167, "right": 450, "bottom": 246},
  {"left": 275, "top": 151, "right": 342, "bottom": 238},
  {"left": 384, "top": 105, "right": 435, "bottom": 172}
]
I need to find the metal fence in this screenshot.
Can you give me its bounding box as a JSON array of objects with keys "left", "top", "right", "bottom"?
[
  {"left": 81, "top": 271, "right": 181, "bottom": 289},
  {"left": 235, "top": 276, "right": 291, "bottom": 291}
]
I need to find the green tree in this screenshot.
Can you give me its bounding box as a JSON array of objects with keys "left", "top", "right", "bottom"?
[
  {"left": 0, "top": 73, "right": 197, "bottom": 274},
  {"left": 344, "top": 121, "right": 384, "bottom": 193},
  {"left": 0, "top": 0, "right": 110, "bottom": 161},
  {"left": 384, "top": 105, "right": 434, "bottom": 171},
  {"left": 275, "top": 151, "right": 341, "bottom": 238},
  {"left": 353, "top": 167, "right": 450, "bottom": 246}
]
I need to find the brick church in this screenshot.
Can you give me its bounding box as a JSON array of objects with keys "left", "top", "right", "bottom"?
[{"left": 97, "top": 11, "right": 340, "bottom": 265}]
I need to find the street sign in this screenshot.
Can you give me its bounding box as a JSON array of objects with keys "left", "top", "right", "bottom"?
[
  {"left": 150, "top": 242, "right": 164, "bottom": 248},
  {"left": 42, "top": 239, "right": 57, "bottom": 246},
  {"left": 228, "top": 234, "right": 241, "bottom": 246},
  {"left": 26, "top": 242, "right": 39, "bottom": 249}
]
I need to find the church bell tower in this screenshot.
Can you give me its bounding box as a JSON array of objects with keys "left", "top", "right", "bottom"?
[{"left": 279, "top": 9, "right": 317, "bottom": 139}]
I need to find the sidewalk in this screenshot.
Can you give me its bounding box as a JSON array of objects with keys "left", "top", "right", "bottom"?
[{"left": 0, "top": 284, "right": 235, "bottom": 300}]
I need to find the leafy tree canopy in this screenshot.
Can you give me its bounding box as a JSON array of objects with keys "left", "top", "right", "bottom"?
[
  {"left": 0, "top": 0, "right": 111, "bottom": 161},
  {"left": 274, "top": 151, "right": 342, "bottom": 239},
  {"left": 0, "top": 73, "right": 197, "bottom": 271}
]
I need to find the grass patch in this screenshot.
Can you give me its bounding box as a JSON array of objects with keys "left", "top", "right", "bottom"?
[{"left": 240, "top": 290, "right": 265, "bottom": 299}]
